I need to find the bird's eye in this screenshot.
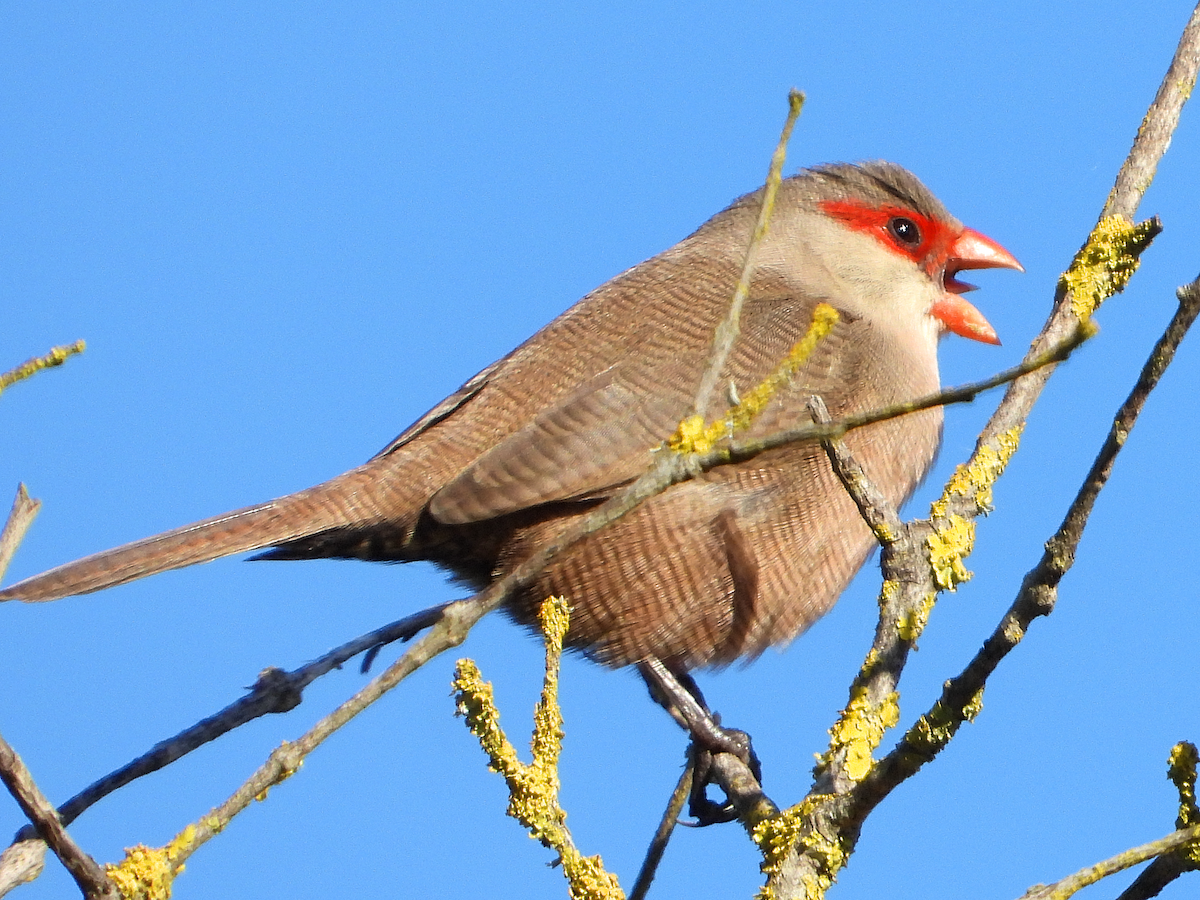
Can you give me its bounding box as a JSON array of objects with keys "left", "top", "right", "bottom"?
[{"left": 887, "top": 216, "right": 921, "bottom": 246}]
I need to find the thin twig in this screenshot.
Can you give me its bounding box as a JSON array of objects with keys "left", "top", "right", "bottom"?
[
  {"left": 0, "top": 486, "right": 40, "bottom": 587},
  {"left": 807, "top": 396, "right": 903, "bottom": 543},
  {"left": 0, "top": 488, "right": 49, "bottom": 897},
  {"left": 725, "top": 324, "right": 1090, "bottom": 464},
  {"left": 629, "top": 761, "right": 694, "bottom": 900},
  {"left": 8, "top": 603, "right": 451, "bottom": 843},
  {"left": 1, "top": 604, "right": 451, "bottom": 898},
  {"left": 690, "top": 89, "right": 804, "bottom": 418},
  {"left": 0, "top": 342, "right": 85, "bottom": 399},
  {"left": 1105, "top": 6, "right": 1200, "bottom": 222},
  {"left": 1016, "top": 824, "right": 1200, "bottom": 900},
  {"left": 0, "top": 732, "right": 115, "bottom": 899}
]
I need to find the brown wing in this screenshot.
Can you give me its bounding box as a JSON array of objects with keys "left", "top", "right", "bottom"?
[{"left": 427, "top": 286, "right": 860, "bottom": 526}]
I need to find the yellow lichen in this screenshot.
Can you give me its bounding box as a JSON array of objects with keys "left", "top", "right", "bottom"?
[
  {"left": 1169, "top": 742, "right": 1200, "bottom": 829},
  {"left": 163, "top": 826, "right": 195, "bottom": 863},
  {"left": 105, "top": 844, "right": 176, "bottom": 900},
  {"left": 926, "top": 515, "right": 975, "bottom": 591},
  {"left": 669, "top": 414, "right": 710, "bottom": 454},
  {"left": 752, "top": 794, "right": 846, "bottom": 900},
  {"left": 926, "top": 427, "right": 1023, "bottom": 590},
  {"left": 859, "top": 647, "right": 881, "bottom": 676},
  {"left": 904, "top": 688, "right": 984, "bottom": 762},
  {"left": 1059, "top": 216, "right": 1159, "bottom": 320},
  {"left": 670, "top": 303, "right": 840, "bottom": 454},
  {"left": 931, "top": 427, "right": 1023, "bottom": 519},
  {"left": 1169, "top": 740, "right": 1200, "bottom": 868},
  {"left": 896, "top": 593, "right": 935, "bottom": 643},
  {"left": 877, "top": 579, "right": 899, "bottom": 615},
  {"left": 0, "top": 340, "right": 86, "bottom": 397},
  {"left": 453, "top": 597, "right": 624, "bottom": 900},
  {"left": 819, "top": 687, "right": 900, "bottom": 783}
]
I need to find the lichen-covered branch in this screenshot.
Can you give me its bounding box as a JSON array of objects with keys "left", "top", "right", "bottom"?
[
  {"left": 689, "top": 88, "right": 804, "bottom": 419},
  {"left": 1023, "top": 743, "right": 1200, "bottom": 900},
  {"left": 1018, "top": 822, "right": 1200, "bottom": 900},
  {"left": 757, "top": 8, "right": 1200, "bottom": 892},
  {"left": 453, "top": 597, "right": 624, "bottom": 900},
  {"left": 1169, "top": 742, "right": 1200, "bottom": 835},
  {"left": 868, "top": 271, "right": 1200, "bottom": 803},
  {"left": 1062, "top": 217, "right": 1161, "bottom": 320},
  {"left": 1114, "top": 742, "right": 1200, "bottom": 900},
  {"left": 674, "top": 302, "right": 839, "bottom": 454},
  {"left": 0, "top": 341, "right": 85, "bottom": 399}
]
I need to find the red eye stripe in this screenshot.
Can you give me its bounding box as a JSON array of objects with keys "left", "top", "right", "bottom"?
[{"left": 818, "top": 199, "right": 956, "bottom": 274}]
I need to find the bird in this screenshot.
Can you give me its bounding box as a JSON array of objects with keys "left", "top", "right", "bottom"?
[{"left": 0, "top": 161, "right": 1021, "bottom": 673}]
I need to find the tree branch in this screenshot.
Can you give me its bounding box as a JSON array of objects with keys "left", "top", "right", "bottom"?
[
  {"left": 863, "top": 270, "right": 1200, "bottom": 810},
  {"left": 759, "top": 6, "right": 1200, "bottom": 894},
  {"left": 629, "top": 761, "right": 694, "bottom": 900},
  {"left": 689, "top": 89, "right": 804, "bottom": 418},
  {"left": 0, "top": 487, "right": 39, "bottom": 589},
  {"left": 1018, "top": 824, "right": 1200, "bottom": 900},
  {"left": 0, "top": 733, "right": 115, "bottom": 899},
  {"left": 0, "top": 342, "right": 85, "bottom": 400}
]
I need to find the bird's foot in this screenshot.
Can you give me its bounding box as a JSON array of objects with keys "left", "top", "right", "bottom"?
[
  {"left": 638, "top": 658, "right": 762, "bottom": 826},
  {"left": 686, "top": 723, "right": 761, "bottom": 825}
]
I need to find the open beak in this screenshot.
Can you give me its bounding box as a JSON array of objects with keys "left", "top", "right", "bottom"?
[{"left": 931, "top": 227, "right": 1024, "bottom": 345}]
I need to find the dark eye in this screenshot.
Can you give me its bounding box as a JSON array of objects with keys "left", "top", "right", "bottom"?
[{"left": 887, "top": 216, "right": 921, "bottom": 246}]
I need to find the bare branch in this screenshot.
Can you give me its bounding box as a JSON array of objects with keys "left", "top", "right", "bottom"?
[
  {"left": 0, "top": 732, "right": 116, "bottom": 899},
  {"left": 0, "top": 840, "right": 45, "bottom": 898},
  {"left": 690, "top": 89, "right": 804, "bottom": 418},
  {"left": 1117, "top": 854, "right": 1193, "bottom": 900},
  {"left": 0, "top": 487, "right": 40, "bottom": 588},
  {"left": 1104, "top": 5, "right": 1200, "bottom": 222},
  {"left": 28, "top": 603, "right": 448, "bottom": 839},
  {"left": 807, "top": 395, "right": 903, "bottom": 543},
  {"left": 629, "top": 762, "right": 694, "bottom": 900}
]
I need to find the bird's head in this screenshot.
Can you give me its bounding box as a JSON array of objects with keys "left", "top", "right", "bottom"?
[{"left": 809, "top": 162, "right": 1023, "bottom": 345}]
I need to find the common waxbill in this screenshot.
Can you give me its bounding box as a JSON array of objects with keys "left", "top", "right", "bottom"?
[{"left": 0, "top": 162, "right": 1021, "bottom": 671}]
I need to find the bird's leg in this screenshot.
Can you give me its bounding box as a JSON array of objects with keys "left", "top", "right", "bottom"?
[{"left": 637, "top": 658, "right": 761, "bottom": 825}]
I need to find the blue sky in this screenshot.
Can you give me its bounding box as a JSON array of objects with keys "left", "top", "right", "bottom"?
[{"left": 2, "top": 3, "right": 1199, "bottom": 898}]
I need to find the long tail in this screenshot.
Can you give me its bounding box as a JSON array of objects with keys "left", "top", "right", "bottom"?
[{"left": 0, "top": 465, "right": 409, "bottom": 603}]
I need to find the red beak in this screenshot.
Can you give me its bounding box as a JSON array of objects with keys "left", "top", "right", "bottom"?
[{"left": 932, "top": 227, "right": 1024, "bottom": 345}]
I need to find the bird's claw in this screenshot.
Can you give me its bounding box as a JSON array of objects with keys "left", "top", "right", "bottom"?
[{"left": 686, "top": 726, "right": 761, "bottom": 826}]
